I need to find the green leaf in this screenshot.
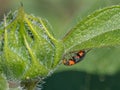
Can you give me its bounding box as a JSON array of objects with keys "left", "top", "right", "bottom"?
[
  {"left": 0, "top": 11, "right": 30, "bottom": 79},
  {"left": 63, "top": 5, "right": 120, "bottom": 52},
  {"left": 24, "top": 15, "right": 56, "bottom": 69}
]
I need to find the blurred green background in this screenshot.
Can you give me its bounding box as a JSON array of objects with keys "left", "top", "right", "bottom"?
[{"left": 17, "top": 0, "right": 120, "bottom": 90}]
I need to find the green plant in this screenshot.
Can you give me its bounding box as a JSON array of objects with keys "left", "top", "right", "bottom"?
[{"left": 0, "top": 5, "right": 120, "bottom": 90}]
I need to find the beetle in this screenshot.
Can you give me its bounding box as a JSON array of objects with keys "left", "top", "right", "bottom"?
[{"left": 63, "top": 50, "right": 86, "bottom": 66}]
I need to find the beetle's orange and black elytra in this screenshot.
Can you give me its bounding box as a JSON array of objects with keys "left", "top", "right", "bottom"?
[{"left": 63, "top": 50, "right": 86, "bottom": 66}]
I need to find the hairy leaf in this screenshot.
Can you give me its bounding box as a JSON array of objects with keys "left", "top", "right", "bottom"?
[{"left": 63, "top": 5, "right": 120, "bottom": 52}]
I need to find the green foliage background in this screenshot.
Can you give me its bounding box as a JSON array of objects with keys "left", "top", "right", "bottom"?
[{"left": 10, "top": 0, "right": 120, "bottom": 90}]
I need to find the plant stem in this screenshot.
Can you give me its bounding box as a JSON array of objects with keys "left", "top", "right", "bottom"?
[{"left": 21, "top": 79, "right": 39, "bottom": 90}]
